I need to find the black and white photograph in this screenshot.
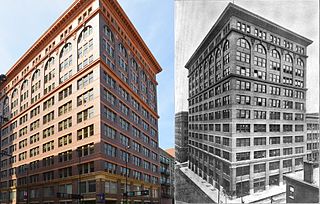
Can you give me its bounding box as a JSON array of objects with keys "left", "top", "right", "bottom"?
[{"left": 175, "top": 0, "right": 319, "bottom": 203}]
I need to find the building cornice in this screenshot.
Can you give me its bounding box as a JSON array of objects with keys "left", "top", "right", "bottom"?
[
  {"left": 4, "top": 0, "right": 93, "bottom": 85},
  {"left": 185, "top": 3, "right": 313, "bottom": 69},
  {"left": 1, "top": 0, "right": 162, "bottom": 92},
  {"left": 105, "top": 0, "right": 162, "bottom": 75}
]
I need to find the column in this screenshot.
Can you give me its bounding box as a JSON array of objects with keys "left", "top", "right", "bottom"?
[
  {"left": 230, "top": 166, "right": 237, "bottom": 199},
  {"left": 265, "top": 161, "right": 270, "bottom": 190},
  {"left": 249, "top": 163, "right": 254, "bottom": 194},
  {"left": 279, "top": 159, "right": 283, "bottom": 185}
]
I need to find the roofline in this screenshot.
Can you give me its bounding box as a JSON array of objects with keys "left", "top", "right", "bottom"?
[
  {"left": 109, "top": 0, "right": 162, "bottom": 74},
  {"left": 185, "top": 2, "right": 313, "bottom": 69},
  {"left": 2, "top": 0, "right": 162, "bottom": 89},
  {"left": 5, "top": 0, "right": 89, "bottom": 78}
]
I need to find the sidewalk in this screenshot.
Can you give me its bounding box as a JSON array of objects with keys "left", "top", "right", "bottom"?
[{"left": 180, "top": 166, "right": 286, "bottom": 203}]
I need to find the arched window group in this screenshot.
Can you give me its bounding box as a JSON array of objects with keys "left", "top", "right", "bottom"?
[
  {"left": 78, "top": 26, "right": 93, "bottom": 43},
  {"left": 20, "top": 80, "right": 29, "bottom": 102},
  {"left": 223, "top": 40, "right": 229, "bottom": 51},
  {"left": 297, "top": 58, "right": 304, "bottom": 66},
  {"left": 11, "top": 89, "right": 19, "bottom": 109},
  {"left": 60, "top": 43, "right": 72, "bottom": 58},
  {"left": 237, "top": 38, "right": 250, "bottom": 49},
  {"left": 2, "top": 97, "right": 9, "bottom": 116},
  {"left": 77, "top": 26, "right": 94, "bottom": 72},
  {"left": 32, "top": 69, "right": 41, "bottom": 82},
  {"left": 45, "top": 57, "right": 55, "bottom": 70},
  {"left": 254, "top": 44, "right": 266, "bottom": 55},
  {"left": 284, "top": 54, "right": 293, "bottom": 63},
  {"left": 270, "top": 49, "right": 280, "bottom": 59}
]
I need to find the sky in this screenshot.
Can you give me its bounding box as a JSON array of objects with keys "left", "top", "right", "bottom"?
[
  {"left": 0, "top": 0, "right": 174, "bottom": 149},
  {"left": 175, "top": 0, "right": 319, "bottom": 113}
]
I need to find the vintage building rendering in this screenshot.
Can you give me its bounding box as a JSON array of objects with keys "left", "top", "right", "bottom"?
[
  {"left": 0, "top": 0, "right": 162, "bottom": 203},
  {"left": 175, "top": 111, "right": 188, "bottom": 163},
  {"left": 185, "top": 3, "right": 312, "bottom": 197}
]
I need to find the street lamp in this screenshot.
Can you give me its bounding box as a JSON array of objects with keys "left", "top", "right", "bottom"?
[{"left": 125, "top": 145, "right": 130, "bottom": 204}]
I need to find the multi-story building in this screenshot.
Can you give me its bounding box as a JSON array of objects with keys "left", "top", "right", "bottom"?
[
  {"left": 306, "top": 113, "right": 319, "bottom": 162},
  {"left": 185, "top": 3, "right": 312, "bottom": 198},
  {"left": 175, "top": 111, "right": 188, "bottom": 163},
  {"left": 0, "top": 0, "right": 162, "bottom": 203},
  {"left": 159, "top": 148, "right": 174, "bottom": 204}
]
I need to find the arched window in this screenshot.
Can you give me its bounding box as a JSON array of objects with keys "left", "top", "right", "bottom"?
[
  {"left": 215, "top": 48, "right": 221, "bottom": 59},
  {"left": 11, "top": 89, "right": 18, "bottom": 109},
  {"left": 254, "top": 44, "right": 266, "bottom": 54},
  {"left": 60, "top": 43, "right": 72, "bottom": 58},
  {"left": 270, "top": 49, "right": 280, "bottom": 59},
  {"left": 3, "top": 96, "right": 9, "bottom": 115},
  {"left": 31, "top": 70, "right": 41, "bottom": 95},
  {"left": 297, "top": 58, "right": 304, "bottom": 66},
  {"left": 119, "top": 43, "right": 127, "bottom": 57},
  {"left": 223, "top": 40, "right": 230, "bottom": 51},
  {"left": 284, "top": 54, "right": 293, "bottom": 63},
  {"left": 209, "top": 55, "right": 214, "bottom": 65},
  {"left": 236, "top": 38, "right": 250, "bottom": 49},
  {"left": 78, "top": 26, "right": 93, "bottom": 43},
  {"left": 104, "top": 25, "right": 114, "bottom": 42},
  {"left": 12, "top": 89, "right": 18, "bottom": 98},
  {"left": 21, "top": 80, "right": 28, "bottom": 91},
  {"left": 32, "top": 70, "right": 41, "bottom": 82},
  {"left": 45, "top": 57, "right": 55, "bottom": 70}
]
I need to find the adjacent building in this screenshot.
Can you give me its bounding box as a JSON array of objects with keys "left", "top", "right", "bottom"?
[
  {"left": 159, "top": 148, "right": 174, "bottom": 204},
  {"left": 175, "top": 111, "right": 188, "bottom": 163},
  {"left": 185, "top": 3, "right": 312, "bottom": 198},
  {"left": 306, "top": 113, "right": 319, "bottom": 162},
  {"left": 0, "top": 0, "right": 162, "bottom": 203},
  {"left": 284, "top": 161, "right": 319, "bottom": 203}
]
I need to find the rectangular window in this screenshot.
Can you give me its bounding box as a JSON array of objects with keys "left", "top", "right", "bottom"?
[
  {"left": 270, "top": 112, "right": 280, "bottom": 120},
  {"left": 254, "top": 163, "right": 266, "bottom": 173},
  {"left": 269, "top": 124, "right": 280, "bottom": 132},
  {"left": 236, "top": 109, "right": 250, "bottom": 119},
  {"left": 236, "top": 152, "right": 250, "bottom": 161},
  {"left": 283, "top": 136, "right": 292, "bottom": 144},
  {"left": 77, "top": 89, "right": 94, "bottom": 106},
  {"left": 236, "top": 124, "right": 250, "bottom": 132},
  {"left": 102, "top": 124, "right": 116, "bottom": 139},
  {"left": 77, "top": 124, "right": 94, "bottom": 140},
  {"left": 236, "top": 51, "right": 250, "bottom": 63},
  {"left": 77, "top": 106, "right": 94, "bottom": 123},
  {"left": 254, "top": 110, "right": 266, "bottom": 119},
  {"left": 254, "top": 137, "right": 266, "bottom": 146},
  {"left": 58, "top": 85, "right": 72, "bottom": 101},
  {"left": 253, "top": 83, "right": 266, "bottom": 93},
  {"left": 269, "top": 137, "right": 280, "bottom": 144},
  {"left": 77, "top": 72, "right": 93, "bottom": 90},
  {"left": 58, "top": 117, "right": 72, "bottom": 131},
  {"left": 236, "top": 138, "right": 250, "bottom": 147},
  {"left": 269, "top": 149, "right": 280, "bottom": 157},
  {"left": 269, "top": 161, "right": 280, "bottom": 170},
  {"left": 254, "top": 124, "right": 266, "bottom": 132}
]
